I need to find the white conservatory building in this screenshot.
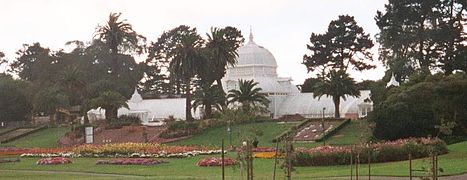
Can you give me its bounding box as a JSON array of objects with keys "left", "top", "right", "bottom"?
[
  {"left": 222, "top": 31, "right": 372, "bottom": 119},
  {"left": 88, "top": 31, "right": 373, "bottom": 122}
]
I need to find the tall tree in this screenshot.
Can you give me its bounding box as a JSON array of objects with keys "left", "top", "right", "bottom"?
[
  {"left": 94, "top": 12, "right": 146, "bottom": 77},
  {"left": 375, "top": 0, "right": 467, "bottom": 76},
  {"left": 303, "top": 15, "right": 371, "bottom": 117},
  {"left": 227, "top": 79, "right": 270, "bottom": 113},
  {"left": 147, "top": 25, "right": 204, "bottom": 121},
  {"left": 10, "top": 43, "right": 58, "bottom": 83},
  {"left": 303, "top": 15, "right": 375, "bottom": 76},
  {"left": 204, "top": 27, "right": 244, "bottom": 90},
  {"left": 313, "top": 70, "right": 360, "bottom": 118},
  {"left": 0, "top": 74, "right": 32, "bottom": 123},
  {"left": 0, "top": 51, "right": 6, "bottom": 66}
]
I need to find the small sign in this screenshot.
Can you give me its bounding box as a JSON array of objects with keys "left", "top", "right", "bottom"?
[{"left": 85, "top": 127, "right": 93, "bottom": 144}]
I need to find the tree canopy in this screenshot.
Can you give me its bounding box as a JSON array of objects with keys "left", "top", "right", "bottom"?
[{"left": 303, "top": 15, "right": 375, "bottom": 76}]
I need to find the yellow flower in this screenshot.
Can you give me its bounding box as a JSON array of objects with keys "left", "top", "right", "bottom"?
[{"left": 253, "top": 152, "right": 281, "bottom": 159}]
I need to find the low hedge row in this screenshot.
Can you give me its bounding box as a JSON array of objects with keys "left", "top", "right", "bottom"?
[
  {"left": 293, "top": 137, "right": 448, "bottom": 166},
  {"left": 106, "top": 115, "right": 141, "bottom": 129}
]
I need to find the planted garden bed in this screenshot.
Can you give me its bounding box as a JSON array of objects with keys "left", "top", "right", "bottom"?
[
  {"left": 6, "top": 143, "right": 221, "bottom": 158},
  {"left": 293, "top": 137, "right": 448, "bottom": 166},
  {"left": 96, "top": 158, "right": 167, "bottom": 165},
  {"left": 197, "top": 157, "right": 237, "bottom": 167}
]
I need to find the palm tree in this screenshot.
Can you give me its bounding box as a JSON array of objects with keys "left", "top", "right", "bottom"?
[
  {"left": 227, "top": 79, "right": 270, "bottom": 113},
  {"left": 166, "top": 26, "right": 204, "bottom": 121},
  {"left": 89, "top": 91, "right": 128, "bottom": 120},
  {"left": 192, "top": 84, "right": 226, "bottom": 119},
  {"left": 94, "top": 12, "right": 145, "bottom": 77},
  {"left": 313, "top": 70, "right": 360, "bottom": 118},
  {"left": 57, "top": 66, "right": 92, "bottom": 124},
  {"left": 204, "top": 27, "right": 244, "bottom": 90}
]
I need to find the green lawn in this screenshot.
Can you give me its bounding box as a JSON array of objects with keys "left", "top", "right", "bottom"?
[
  {"left": 169, "top": 121, "right": 298, "bottom": 147},
  {"left": 0, "top": 127, "right": 68, "bottom": 148},
  {"left": 1, "top": 141, "right": 466, "bottom": 179},
  {"left": 325, "top": 119, "right": 371, "bottom": 145}
]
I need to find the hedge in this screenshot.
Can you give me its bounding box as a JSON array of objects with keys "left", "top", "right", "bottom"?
[{"left": 293, "top": 137, "right": 448, "bottom": 166}]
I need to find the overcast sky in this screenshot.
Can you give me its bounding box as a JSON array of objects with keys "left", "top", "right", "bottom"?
[{"left": 0, "top": 0, "right": 388, "bottom": 84}]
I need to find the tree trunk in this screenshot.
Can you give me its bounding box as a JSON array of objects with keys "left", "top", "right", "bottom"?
[
  {"left": 204, "top": 103, "right": 212, "bottom": 119},
  {"left": 216, "top": 78, "right": 225, "bottom": 93},
  {"left": 49, "top": 112, "right": 56, "bottom": 126},
  {"left": 333, "top": 97, "right": 340, "bottom": 118},
  {"left": 185, "top": 79, "right": 193, "bottom": 121},
  {"left": 105, "top": 107, "right": 118, "bottom": 120}
]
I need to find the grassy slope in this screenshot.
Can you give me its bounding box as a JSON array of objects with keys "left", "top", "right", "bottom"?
[
  {"left": 0, "top": 127, "right": 68, "bottom": 148},
  {"left": 0, "top": 141, "right": 466, "bottom": 179},
  {"left": 326, "top": 119, "right": 371, "bottom": 145},
  {"left": 169, "top": 121, "right": 298, "bottom": 147},
  {"left": 294, "top": 120, "right": 371, "bottom": 148}
]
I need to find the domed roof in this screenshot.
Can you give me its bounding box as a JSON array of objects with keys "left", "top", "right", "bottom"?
[{"left": 235, "top": 31, "right": 277, "bottom": 67}]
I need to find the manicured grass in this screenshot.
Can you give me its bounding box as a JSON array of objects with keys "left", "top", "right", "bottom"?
[
  {"left": 170, "top": 121, "right": 298, "bottom": 147},
  {"left": 325, "top": 119, "right": 371, "bottom": 145},
  {"left": 1, "top": 127, "right": 68, "bottom": 148},
  {"left": 1, "top": 141, "right": 466, "bottom": 179},
  {"left": 0, "top": 170, "right": 126, "bottom": 180}
]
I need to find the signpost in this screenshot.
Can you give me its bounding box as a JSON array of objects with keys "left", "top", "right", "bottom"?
[{"left": 85, "top": 127, "right": 93, "bottom": 144}]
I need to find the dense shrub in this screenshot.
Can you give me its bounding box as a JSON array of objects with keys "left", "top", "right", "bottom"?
[
  {"left": 293, "top": 137, "right": 448, "bottom": 166},
  {"left": 106, "top": 115, "right": 141, "bottom": 129},
  {"left": 0, "top": 74, "right": 32, "bottom": 122},
  {"left": 369, "top": 73, "right": 467, "bottom": 140}
]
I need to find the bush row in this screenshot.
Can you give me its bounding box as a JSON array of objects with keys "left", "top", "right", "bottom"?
[
  {"left": 293, "top": 137, "right": 448, "bottom": 166},
  {"left": 106, "top": 115, "right": 141, "bottom": 129}
]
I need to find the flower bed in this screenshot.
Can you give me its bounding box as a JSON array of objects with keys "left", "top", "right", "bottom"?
[
  {"left": 19, "top": 143, "right": 222, "bottom": 158},
  {"left": 96, "top": 158, "right": 167, "bottom": 165},
  {"left": 293, "top": 137, "right": 448, "bottom": 166},
  {"left": 197, "top": 157, "right": 237, "bottom": 167},
  {"left": 253, "top": 152, "right": 281, "bottom": 159},
  {"left": 36, "top": 157, "right": 72, "bottom": 165}
]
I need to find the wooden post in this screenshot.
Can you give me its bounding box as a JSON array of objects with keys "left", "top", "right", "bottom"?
[
  {"left": 246, "top": 141, "right": 250, "bottom": 180},
  {"left": 368, "top": 148, "right": 371, "bottom": 180},
  {"left": 272, "top": 141, "right": 279, "bottom": 180},
  {"left": 355, "top": 153, "right": 360, "bottom": 180},
  {"left": 409, "top": 153, "right": 412, "bottom": 180},
  {"left": 250, "top": 140, "right": 254, "bottom": 180},
  {"left": 431, "top": 152, "right": 436, "bottom": 180},
  {"left": 287, "top": 141, "right": 292, "bottom": 180},
  {"left": 350, "top": 148, "right": 353, "bottom": 180},
  {"left": 435, "top": 153, "right": 438, "bottom": 180},
  {"left": 221, "top": 138, "right": 225, "bottom": 180}
]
